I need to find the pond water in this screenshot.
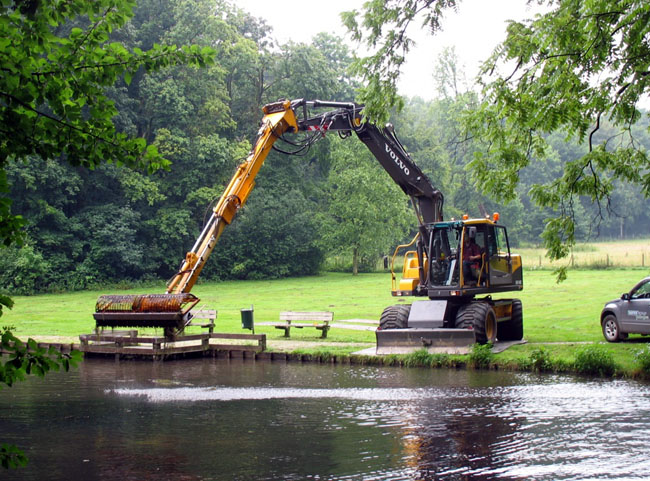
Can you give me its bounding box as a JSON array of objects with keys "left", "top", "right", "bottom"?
[{"left": 1, "top": 358, "right": 650, "bottom": 480}]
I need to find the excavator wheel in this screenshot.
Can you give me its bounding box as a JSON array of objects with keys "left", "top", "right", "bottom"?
[
  {"left": 455, "top": 301, "right": 497, "bottom": 344},
  {"left": 497, "top": 299, "right": 524, "bottom": 341},
  {"left": 379, "top": 304, "right": 411, "bottom": 330}
]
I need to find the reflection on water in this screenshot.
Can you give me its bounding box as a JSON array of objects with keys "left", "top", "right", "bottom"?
[
  {"left": 1, "top": 358, "right": 650, "bottom": 480},
  {"left": 110, "top": 386, "right": 441, "bottom": 402}
]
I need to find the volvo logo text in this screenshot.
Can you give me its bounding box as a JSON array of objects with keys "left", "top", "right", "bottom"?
[{"left": 385, "top": 144, "right": 410, "bottom": 176}]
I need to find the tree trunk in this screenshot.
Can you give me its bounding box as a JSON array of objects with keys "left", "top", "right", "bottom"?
[
  {"left": 620, "top": 217, "right": 624, "bottom": 239},
  {"left": 353, "top": 247, "right": 359, "bottom": 276}
]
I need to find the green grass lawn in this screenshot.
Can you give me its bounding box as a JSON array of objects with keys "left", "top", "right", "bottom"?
[
  {"left": 2, "top": 268, "right": 647, "bottom": 341},
  {"left": 3, "top": 268, "right": 650, "bottom": 374}
]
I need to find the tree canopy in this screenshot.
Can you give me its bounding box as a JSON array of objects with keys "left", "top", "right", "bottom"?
[
  {"left": 0, "top": 0, "right": 211, "bottom": 468},
  {"left": 0, "top": 0, "right": 214, "bottom": 255},
  {"left": 344, "top": 0, "right": 650, "bottom": 276}
]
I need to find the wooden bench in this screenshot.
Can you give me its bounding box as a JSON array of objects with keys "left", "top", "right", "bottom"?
[
  {"left": 186, "top": 309, "right": 216, "bottom": 334},
  {"left": 274, "top": 311, "right": 333, "bottom": 338}
]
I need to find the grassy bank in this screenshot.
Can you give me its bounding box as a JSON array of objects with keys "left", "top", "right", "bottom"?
[{"left": 3, "top": 268, "right": 650, "bottom": 377}]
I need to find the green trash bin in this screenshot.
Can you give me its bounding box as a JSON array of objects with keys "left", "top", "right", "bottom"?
[{"left": 241, "top": 306, "right": 254, "bottom": 333}]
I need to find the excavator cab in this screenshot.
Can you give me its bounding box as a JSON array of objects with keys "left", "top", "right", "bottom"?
[
  {"left": 391, "top": 217, "right": 522, "bottom": 297},
  {"left": 380, "top": 216, "right": 523, "bottom": 353}
]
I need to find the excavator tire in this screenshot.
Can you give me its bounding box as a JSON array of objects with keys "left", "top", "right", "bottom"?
[
  {"left": 497, "top": 299, "right": 524, "bottom": 341},
  {"left": 379, "top": 304, "right": 411, "bottom": 330},
  {"left": 455, "top": 301, "right": 497, "bottom": 344}
]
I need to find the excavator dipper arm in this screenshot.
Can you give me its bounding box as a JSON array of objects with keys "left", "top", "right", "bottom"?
[{"left": 291, "top": 100, "right": 443, "bottom": 224}]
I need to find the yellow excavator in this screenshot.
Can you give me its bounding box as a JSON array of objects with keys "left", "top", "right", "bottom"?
[{"left": 94, "top": 99, "right": 523, "bottom": 351}]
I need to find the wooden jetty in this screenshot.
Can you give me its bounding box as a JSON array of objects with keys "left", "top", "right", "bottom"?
[{"left": 79, "top": 330, "right": 266, "bottom": 361}]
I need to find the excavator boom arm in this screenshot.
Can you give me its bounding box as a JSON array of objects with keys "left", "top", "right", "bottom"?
[{"left": 94, "top": 99, "right": 439, "bottom": 331}]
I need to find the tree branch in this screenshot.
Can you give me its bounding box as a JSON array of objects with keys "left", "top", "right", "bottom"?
[{"left": 1, "top": 92, "right": 128, "bottom": 150}]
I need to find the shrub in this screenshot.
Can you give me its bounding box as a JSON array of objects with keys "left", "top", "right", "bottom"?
[
  {"left": 529, "top": 347, "right": 553, "bottom": 372},
  {"left": 635, "top": 345, "right": 650, "bottom": 373},
  {"left": 0, "top": 244, "right": 51, "bottom": 295},
  {"left": 574, "top": 344, "right": 618, "bottom": 376},
  {"left": 468, "top": 343, "right": 494, "bottom": 369},
  {"left": 403, "top": 349, "right": 432, "bottom": 368}
]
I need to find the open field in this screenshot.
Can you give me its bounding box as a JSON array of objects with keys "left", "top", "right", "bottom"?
[{"left": 517, "top": 238, "right": 650, "bottom": 269}]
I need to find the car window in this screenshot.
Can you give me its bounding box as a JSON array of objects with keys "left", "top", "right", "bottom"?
[{"left": 631, "top": 281, "right": 650, "bottom": 299}]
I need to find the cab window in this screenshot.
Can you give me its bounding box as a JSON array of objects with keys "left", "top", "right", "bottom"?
[{"left": 493, "top": 226, "right": 510, "bottom": 256}]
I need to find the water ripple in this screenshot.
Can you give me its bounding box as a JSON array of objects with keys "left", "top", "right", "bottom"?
[{"left": 109, "top": 386, "right": 444, "bottom": 402}]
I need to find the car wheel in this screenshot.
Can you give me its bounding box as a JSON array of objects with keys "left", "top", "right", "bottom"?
[{"left": 602, "top": 314, "right": 622, "bottom": 342}]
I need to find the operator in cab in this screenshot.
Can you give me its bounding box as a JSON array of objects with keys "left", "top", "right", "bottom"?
[{"left": 462, "top": 227, "right": 482, "bottom": 284}]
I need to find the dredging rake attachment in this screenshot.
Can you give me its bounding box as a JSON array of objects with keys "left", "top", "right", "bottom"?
[{"left": 93, "top": 293, "right": 199, "bottom": 333}]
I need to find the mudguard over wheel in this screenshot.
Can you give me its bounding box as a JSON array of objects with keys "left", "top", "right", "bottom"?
[
  {"left": 379, "top": 304, "right": 411, "bottom": 330},
  {"left": 497, "top": 299, "right": 524, "bottom": 341},
  {"left": 455, "top": 301, "right": 497, "bottom": 344}
]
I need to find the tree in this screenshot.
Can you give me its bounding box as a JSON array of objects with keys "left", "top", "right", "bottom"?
[
  {"left": 0, "top": 0, "right": 215, "bottom": 300},
  {"left": 0, "top": 0, "right": 211, "bottom": 468},
  {"left": 342, "top": 0, "right": 457, "bottom": 123},
  {"left": 320, "top": 139, "right": 411, "bottom": 275},
  {"left": 433, "top": 46, "right": 468, "bottom": 100},
  {"left": 467, "top": 0, "right": 650, "bottom": 278},
  {"left": 345, "top": 0, "right": 650, "bottom": 278},
  {"left": 208, "top": 186, "right": 324, "bottom": 280},
  {"left": 0, "top": 0, "right": 214, "bottom": 248}
]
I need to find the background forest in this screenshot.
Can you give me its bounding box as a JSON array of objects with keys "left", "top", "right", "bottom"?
[{"left": 2, "top": 0, "right": 650, "bottom": 295}]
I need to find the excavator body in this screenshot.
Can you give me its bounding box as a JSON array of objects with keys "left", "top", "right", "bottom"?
[{"left": 376, "top": 217, "right": 523, "bottom": 353}]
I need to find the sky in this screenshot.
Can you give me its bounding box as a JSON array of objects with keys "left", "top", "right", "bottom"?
[{"left": 233, "top": 0, "right": 542, "bottom": 99}]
